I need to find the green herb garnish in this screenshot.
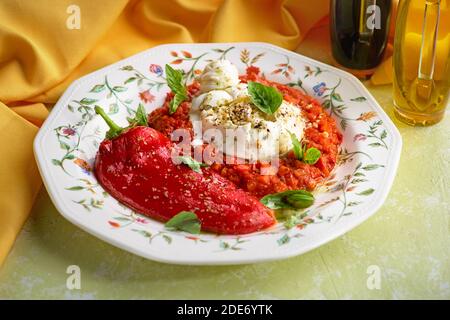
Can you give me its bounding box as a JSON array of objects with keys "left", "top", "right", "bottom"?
[
  {"left": 289, "top": 132, "right": 305, "bottom": 160},
  {"left": 126, "top": 103, "right": 148, "bottom": 127},
  {"left": 275, "top": 209, "right": 310, "bottom": 229},
  {"left": 94, "top": 105, "right": 124, "bottom": 139},
  {"left": 178, "top": 155, "right": 208, "bottom": 173},
  {"left": 289, "top": 132, "right": 321, "bottom": 165},
  {"left": 165, "top": 211, "right": 201, "bottom": 234},
  {"left": 247, "top": 81, "right": 283, "bottom": 115},
  {"left": 304, "top": 147, "right": 321, "bottom": 165},
  {"left": 260, "top": 190, "right": 314, "bottom": 210},
  {"left": 165, "top": 64, "right": 188, "bottom": 114},
  {"left": 284, "top": 214, "right": 299, "bottom": 229}
]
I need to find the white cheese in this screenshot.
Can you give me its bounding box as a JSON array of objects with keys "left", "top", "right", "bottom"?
[
  {"left": 190, "top": 60, "right": 305, "bottom": 161},
  {"left": 199, "top": 97, "right": 304, "bottom": 161},
  {"left": 198, "top": 60, "right": 240, "bottom": 93}
]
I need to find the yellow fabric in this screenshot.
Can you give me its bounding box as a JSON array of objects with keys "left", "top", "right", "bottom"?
[
  {"left": 0, "top": 102, "right": 47, "bottom": 264},
  {"left": 0, "top": 0, "right": 396, "bottom": 266}
]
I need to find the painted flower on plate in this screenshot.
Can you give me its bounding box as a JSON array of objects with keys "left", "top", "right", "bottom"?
[
  {"left": 139, "top": 90, "right": 155, "bottom": 104},
  {"left": 354, "top": 133, "right": 367, "bottom": 142},
  {"left": 149, "top": 64, "right": 163, "bottom": 77},
  {"left": 74, "top": 158, "right": 92, "bottom": 174},
  {"left": 357, "top": 111, "right": 377, "bottom": 121},
  {"left": 313, "top": 82, "right": 326, "bottom": 96},
  {"left": 62, "top": 127, "right": 76, "bottom": 136}
]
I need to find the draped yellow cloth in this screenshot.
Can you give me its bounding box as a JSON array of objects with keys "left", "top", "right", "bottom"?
[{"left": 0, "top": 0, "right": 394, "bottom": 266}]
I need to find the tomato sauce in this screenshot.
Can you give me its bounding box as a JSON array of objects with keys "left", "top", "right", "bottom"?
[{"left": 148, "top": 67, "right": 342, "bottom": 198}]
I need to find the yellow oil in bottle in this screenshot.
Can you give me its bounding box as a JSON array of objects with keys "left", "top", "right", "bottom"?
[{"left": 393, "top": 0, "right": 450, "bottom": 126}]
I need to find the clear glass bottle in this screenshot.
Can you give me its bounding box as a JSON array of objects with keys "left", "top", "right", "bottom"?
[{"left": 393, "top": 0, "right": 450, "bottom": 126}]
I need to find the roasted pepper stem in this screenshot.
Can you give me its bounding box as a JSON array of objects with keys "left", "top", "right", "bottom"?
[{"left": 95, "top": 105, "right": 123, "bottom": 139}]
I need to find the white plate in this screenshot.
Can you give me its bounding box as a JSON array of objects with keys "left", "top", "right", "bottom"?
[{"left": 34, "top": 42, "right": 402, "bottom": 265}]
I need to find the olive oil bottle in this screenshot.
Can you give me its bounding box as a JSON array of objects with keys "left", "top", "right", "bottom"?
[{"left": 393, "top": 0, "right": 450, "bottom": 126}]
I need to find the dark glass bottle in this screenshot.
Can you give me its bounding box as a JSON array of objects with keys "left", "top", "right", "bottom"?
[{"left": 330, "top": 0, "right": 392, "bottom": 77}]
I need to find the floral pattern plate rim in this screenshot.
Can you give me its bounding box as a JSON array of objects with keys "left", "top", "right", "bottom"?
[{"left": 34, "top": 42, "right": 402, "bottom": 265}]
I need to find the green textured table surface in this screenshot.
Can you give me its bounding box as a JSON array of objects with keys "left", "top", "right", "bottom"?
[{"left": 0, "top": 81, "right": 448, "bottom": 299}]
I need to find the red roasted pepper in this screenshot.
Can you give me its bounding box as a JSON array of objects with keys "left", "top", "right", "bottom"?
[{"left": 94, "top": 116, "right": 275, "bottom": 235}]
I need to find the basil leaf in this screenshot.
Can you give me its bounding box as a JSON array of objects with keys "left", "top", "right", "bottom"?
[
  {"left": 289, "top": 133, "right": 321, "bottom": 165},
  {"left": 165, "top": 64, "right": 185, "bottom": 94},
  {"left": 289, "top": 132, "right": 303, "bottom": 160},
  {"left": 135, "top": 103, "right": 148, "bottom": 126},
  {"left": 165, "top": 65, "right": 188, "bottom": 114},
  {"left": 260, "top": 190, "right": 314, "bottom": 210},
  {"left": 285, "top": 192, "right": 314, "bottom": 208},
  {"left": 169, "top": 93, "right": 186, "bottom": 114},
  {"left": 304, "top": 147, "right": 321, "bottom": 165},
  {"left": 127, "top": 103, "right": 148, "bottom": 126},
  {"left": 261, "top": 194, "right": 292, "bottom": 210},
  {"left": 178, "top": 155, "right": 208, "bottom": 173},
  {"left": 247, "top": 81, "right": 283, "bottom": 114},
  {"left": 165, "top": 211, "right": 201, "bottom": 234}
]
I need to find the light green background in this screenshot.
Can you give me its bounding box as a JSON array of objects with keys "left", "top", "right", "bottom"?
[{"left": 0, "top": 81, "right": 448, "bottom": 299}]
